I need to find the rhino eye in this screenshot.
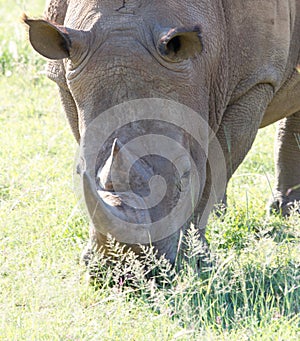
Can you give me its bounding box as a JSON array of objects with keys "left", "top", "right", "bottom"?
[{"left": 157, "top": 25, "right": 202, "bottom": 63}]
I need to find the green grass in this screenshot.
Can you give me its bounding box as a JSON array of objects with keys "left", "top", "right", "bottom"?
[{"left": 0, "top": 1, "right": 299, "bottom": 340}]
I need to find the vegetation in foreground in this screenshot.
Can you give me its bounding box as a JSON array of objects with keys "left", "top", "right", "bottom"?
[{"left": 0, "top": 1, "right": 299, "bottom": 340}]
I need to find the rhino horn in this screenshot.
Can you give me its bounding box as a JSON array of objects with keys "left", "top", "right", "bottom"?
[
  {"left": 97, "top": 139, "right": 120, "bottom": 191},
  {"left": 97, "top": 138, "right": 154, "bottom": 193}
]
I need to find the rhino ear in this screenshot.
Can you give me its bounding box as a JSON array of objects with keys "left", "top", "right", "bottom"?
[
  {"left": 157, "top": 25, "right": 202, "bottom": 63},
  {"left": 23, "top": 15, "right": 70, "bottom": 60}
]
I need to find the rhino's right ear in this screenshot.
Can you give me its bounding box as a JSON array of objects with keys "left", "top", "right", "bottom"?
[{"left": 23, "top": 14, "right": 71, "bottom": 60}]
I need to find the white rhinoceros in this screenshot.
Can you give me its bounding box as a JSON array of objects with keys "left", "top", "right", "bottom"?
[{"left": 25, "top": 0, "right": 300, "bottom": 264}]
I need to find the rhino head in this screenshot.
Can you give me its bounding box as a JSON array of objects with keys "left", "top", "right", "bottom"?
[{"left": 24, "top": 1, "right": 227, "bottom": 263}]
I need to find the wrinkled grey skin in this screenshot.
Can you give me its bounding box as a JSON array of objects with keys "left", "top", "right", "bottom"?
[{"left": 25, "top": 0, "right": 300, "bottom": 264}]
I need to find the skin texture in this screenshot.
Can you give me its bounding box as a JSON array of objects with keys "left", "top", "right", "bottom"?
[{"left": 25, "top": 0, "right": 300, "bottom": 263}]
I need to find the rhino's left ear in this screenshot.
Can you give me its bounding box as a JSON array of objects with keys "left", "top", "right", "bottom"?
[
  {"left": 157, "top": 25, "right": 202, "bottom": 63},
  {"left": 23, "top": 14, "right": 71, "bottom": 60}
]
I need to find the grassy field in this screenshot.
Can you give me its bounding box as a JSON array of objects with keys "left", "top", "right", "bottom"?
[{"left": 0, "top": 1, "right": 299, "bottom": 340}]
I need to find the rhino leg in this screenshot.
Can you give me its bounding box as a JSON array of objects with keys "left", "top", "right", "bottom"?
[{"left": 269, "top": 111, "right": 300, "bottom": 216}]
